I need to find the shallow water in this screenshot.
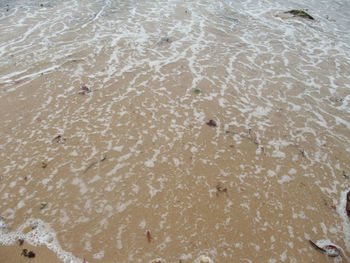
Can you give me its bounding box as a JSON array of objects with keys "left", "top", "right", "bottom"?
[{"left": 0, "top": 0, "right": 350, "bottom": 262}]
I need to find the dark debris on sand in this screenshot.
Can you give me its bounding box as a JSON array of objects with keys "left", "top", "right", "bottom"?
[
  {"left": 79, "top": 85, "right": 92, "bottom": 95},
  {"left": 206, "top": 120, "right": 217, "bottom": 127},
  {"left": 285, "top": 10, "right": 314, "bottom": 20},
  {"left": 21, "top": 249, "right": 35, "bottom": 258}
]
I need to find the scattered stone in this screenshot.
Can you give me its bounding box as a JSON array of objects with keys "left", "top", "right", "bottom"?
[
  {"left": 79, "top": 85, "right": 91, "bottom": 95},
  {"left": 21, "top": 249, "right": 36, "bottom": 258},
  {"left": 285, "top": 10, "right": 314, "bottom": 20},
  {"left": 216, "top": 183, "right": 227, "bottom": 197},
  {"left": 52, "top": 135, "right": 66, "bottom": 143},
  {"left": 159, "top": 37, "right": 173, "bottom": 44},
  {"left": 206, "top": 120, "right": 217, "bottom": 127},
  {"left": 343, "top": 171, "right": 349, "bottom": 180},
  {"left": 40, "top": 202, "right": 47, "bottom": 210},
  {"left": 162, "top": 37, "right": 171, "bottom": 43},
  {"left": 41, "top": 162, "right": 48, "bottom": 168},
  {"left": 40, "top": 3, "right": 44, "bottom": 7}
]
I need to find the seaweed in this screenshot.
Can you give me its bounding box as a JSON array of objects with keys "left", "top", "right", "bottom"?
[
  {"left": 18, "top": 239, "right": 24, "bottom": 246},
  {"left": 193, "top": 88, "right": 201, "bottom": 94},
  {"left": 285, "top": 10, "right": 314, "bottom": 20}
]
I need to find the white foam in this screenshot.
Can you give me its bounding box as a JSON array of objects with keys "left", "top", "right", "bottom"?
[
  {"left": 92, "top": 250, "right": 104, "bottom": 259},
  {"left": 0, "top": 218, "right": 83, "bottom": 263},
  {"left": 278, "top": 175, "right": 293, "bottom": 184},
  {"left": 16, "top": 200, "right": 25, "bottom": 209},
  {"left": 338, "top": 189, "right": 350, "bottom": 251},
  {"left": 144, "top": 160, "right": 155, "bottom": 168},
  {"left": 116, "top": 225, "right": 125, "bottom": 250}
]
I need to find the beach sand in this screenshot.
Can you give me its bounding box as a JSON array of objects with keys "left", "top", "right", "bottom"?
[
  {"left": 0, "top": 1, "right": 349, "bottom": 262},
  {"left": 0, "top": 244, "right": 62, "bottom": 263}
]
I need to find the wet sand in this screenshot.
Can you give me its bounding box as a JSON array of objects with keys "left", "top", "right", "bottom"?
[
  {"left": 1, "top": 1, "right": 350, "bottom": 262},
  {"left": 0, "top": 244, "right": 61, "bottom": 263},
  {"left": 1, "top": 66, "right": 349, "bottom": 262}
]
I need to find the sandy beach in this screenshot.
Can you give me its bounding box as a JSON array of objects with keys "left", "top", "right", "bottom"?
[
  {"left": 0, "top": 244, "right": 61, "bottom": 263},
  {"left": 0, "top": 0, "right": 349, "bottom": 262}
]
